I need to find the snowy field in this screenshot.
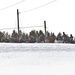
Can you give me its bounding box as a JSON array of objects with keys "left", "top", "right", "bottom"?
[{"left": 0, "top": 43, "right": 75, "bottom": 75}]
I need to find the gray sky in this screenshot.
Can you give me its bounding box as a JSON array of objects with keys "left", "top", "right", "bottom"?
[{"left": 0, "top": 0, "right": 75, "bottom": 36}]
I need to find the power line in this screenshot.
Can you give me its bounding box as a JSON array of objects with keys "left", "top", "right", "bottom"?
[
  {"left": 20, "top": 25, "right": 43, "bottom": 29},
  {"left": 20, "top": 0, "right": 57, "bottom": 14},
  {"left": 0, "top": 0, "right": 25, "bottom": 11},
  {"left": 0, "top": 27, "right": 17, "bottom": 30},
  {"left": 0, "top": 25, "right": 43, "bottom": 30},
  {"left": 46, "top": 27, "right": 51, "bottom": 32}
]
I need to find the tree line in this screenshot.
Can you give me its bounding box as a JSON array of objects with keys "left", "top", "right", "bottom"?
[{"left": 0, "top": 30, "right": 75, "bottom": 43}]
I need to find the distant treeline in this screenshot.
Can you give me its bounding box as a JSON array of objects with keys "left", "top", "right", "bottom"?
[{"left": 0, "top": 30, "right": 75, "bottom": 43}]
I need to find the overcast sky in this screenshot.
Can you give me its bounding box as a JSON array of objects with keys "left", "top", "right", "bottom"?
[{"left": 0, "top": 0, "right": 75, "bottom": 36}]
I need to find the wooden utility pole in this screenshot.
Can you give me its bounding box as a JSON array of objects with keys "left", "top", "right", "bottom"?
[
  {"left": 17, "top": 9, "right": 20, "bottom": 34},
  {"left": 44, "top": 21, "right": 46, "bottom": 37},
  {"left": 44, "top": 21, "right": 47, "bottom": 43}
]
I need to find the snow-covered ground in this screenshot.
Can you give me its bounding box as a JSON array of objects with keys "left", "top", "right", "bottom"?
[{"left": 0, "top": 43, "right": 75, "bottom": 75}]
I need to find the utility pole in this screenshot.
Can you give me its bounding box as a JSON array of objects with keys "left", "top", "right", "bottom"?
[
  {"left": 17, "top": 9, "right": 20, "bottom": 34},
  {"left": 44, "top": 21, "right": 46, "bottom": 37},
  {"left": 44, "top": 21, "right": 47, "bottom": 43}
]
